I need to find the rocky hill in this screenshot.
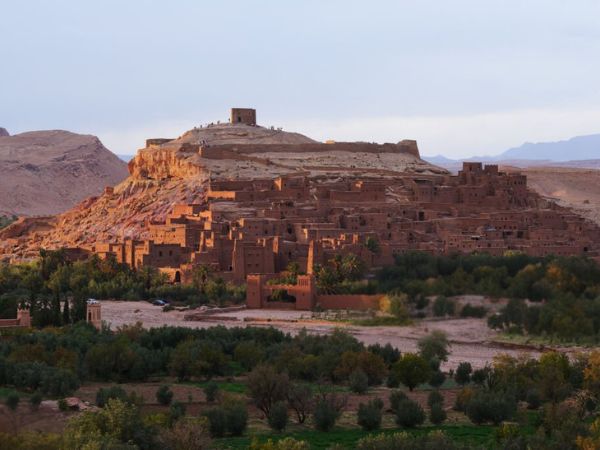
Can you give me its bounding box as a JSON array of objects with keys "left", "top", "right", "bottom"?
[
  {"left": 0, "top": 130, "right": 128, "bottom": 217},
  {"left": 0, "top": 120, "right": 444, "bottom": 260},
  {"left": 502, "top": 165, "right": 600, "bottom": 227}
]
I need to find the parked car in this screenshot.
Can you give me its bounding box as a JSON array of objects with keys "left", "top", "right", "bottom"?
[{"left": 152, "top": 299, "right": 168, "bottom": 306}]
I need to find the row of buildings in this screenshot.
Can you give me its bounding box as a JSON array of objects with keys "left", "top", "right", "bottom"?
[{"left": 84, "top": 161, "right": 600, "bottom": 310}]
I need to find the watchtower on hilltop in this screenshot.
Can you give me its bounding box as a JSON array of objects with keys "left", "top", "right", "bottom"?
[{"left": 230, "top": 108, "right": 256, "bottom": 126}]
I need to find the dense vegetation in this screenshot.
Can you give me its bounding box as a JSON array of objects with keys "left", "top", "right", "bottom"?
[
  {"left": 2, "top": 322, "right": 600, "bottom": 448},
  {"left": 0, "top": 250, "right": 244, "bottom": 326},
  {"left": 0, "top": 322, "right": 403, "bottom": 397},
  {"left": 374, "top": 252, "right": 600, "bottom": 342}
]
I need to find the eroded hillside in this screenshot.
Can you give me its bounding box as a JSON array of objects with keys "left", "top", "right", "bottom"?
[{"left": 0, "top": 130, "right": 128, "bottom": 216}]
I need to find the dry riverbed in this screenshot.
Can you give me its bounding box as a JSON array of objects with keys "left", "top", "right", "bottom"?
[{"left": 100, "top": 300, "right": 552, "bottom": 370}]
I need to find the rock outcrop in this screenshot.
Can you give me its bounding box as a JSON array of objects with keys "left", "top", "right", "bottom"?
[
  {"left": 0, "top": 128, "right": 9, "bottom": 137},
  {"left": 0, "top": 130, "right": 128, "bottom": 216}
]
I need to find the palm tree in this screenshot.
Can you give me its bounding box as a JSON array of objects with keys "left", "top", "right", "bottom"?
[{"left": 192, "top": 264, "right": 212, "bottom": 294}]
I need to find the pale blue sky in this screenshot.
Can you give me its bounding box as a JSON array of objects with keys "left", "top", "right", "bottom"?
[{"left": 1, "top": 0, "right": 600, "bottom": 158}]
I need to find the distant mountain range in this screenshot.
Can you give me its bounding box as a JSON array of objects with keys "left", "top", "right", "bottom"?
[
  {"left": 424, "top": 133, "right": 600, "bottom": 171},
  {"left": 500, "top": 134, "right": 600, "bottom": 161}
]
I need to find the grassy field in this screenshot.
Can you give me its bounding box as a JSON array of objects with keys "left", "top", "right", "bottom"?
[{"left": 213, "top": 424, "right": 499, "bottom": 449}]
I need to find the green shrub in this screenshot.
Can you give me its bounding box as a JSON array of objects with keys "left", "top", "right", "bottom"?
[
  {"left": 428, "top": 370, "right": 445, "bottom": 388},
  {"left": 203, "top": 381, "right": 219, "bottom": 403},
  {"left": 287, "top": 383, "right": 314, "bottom": 424},
  {"left": 224, "top": 400, "right": 248, "bottom": 436},
  {"left": 267, "top": 401, "right": 288, "bottom": 432},
  {"left": 392, "top": 353, "right": 431, "bottom": 391},
  {"left": 96, "top": 386, "right": 128, "bottom": 407},
  {"left": 394, "top": 398, "right": 425, "bottom": 428},
  {"left": 471, "top": 367, "right": 490, "bottom": 385},
  {"left": 313, "top": 399, "right": 341, "bottom": 432},
  {"left": 5, "top": 392, "right": 19, "bottom": 411},
  {"left": 460, "top": 304, "right": 487, "bottom": 318},
  {"left": 454, "top": 362, "right": 472, "bottom": 385},
  {"left": 466, "top": 391, "right": 517, "bottom": 425},
  {"left": 357, "top": 399, "right": 383, "bottom": 431},
  {"left": 156, "top": 385, "right": 174, "bottom": 406},
  {"left": 246, "top": 364, "right": 289, "bottom": 416},
  {"left": 417, "top": 331, "right": 450, "bottom": 364},
  {"left": 524, "top": 388, "right": 541, "bottom": 410},
  {"left": 204, "top": 407, "right": 227, "bottom": 437},
  {"left": 29, "top": 392, "right": 42, "bottom": 410},
  {"left": 349, "top": 369, "right": 369, "bottom": 394},
  {"left": 429, "top": 403, "right": 447, "bottom": 425},
  {"left": 386, "top": 371, "right": 400, "bottom": 388},
  {"left": 169, "top": 401, "right": 186, "bottom": 424},
  {"left": 433, "top": 296, "right": 454, "bottom": 317},
  {"left": 389, "top": 390, "right": 408, "bottom": 412},
  {"left": 427, "top": 390, "right": 444, "bottom": 409},
  {"left": 58, "top": 398, "right": 68, "bottom": 411},
  {"left": 454, "top": 387, "right": 475, "bottom": 412}
]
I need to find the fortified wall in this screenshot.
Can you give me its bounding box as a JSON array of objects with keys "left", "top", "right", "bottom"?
[
  {"left": 246, "top": 274, "right": 383, "bottom": 311},
  {"left": 198, "top": 140, "right": 420, "bottom": 159}
]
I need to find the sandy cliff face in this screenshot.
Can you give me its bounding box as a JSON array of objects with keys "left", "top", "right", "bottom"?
[
  {"left": 0, "top": 123, "right": 445, "bottom": 260},
  {"left": 0, "top": 130, "right": 128, "bottom": 216}
]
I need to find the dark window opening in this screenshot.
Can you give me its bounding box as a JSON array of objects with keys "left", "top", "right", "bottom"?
[{"left": 267, "top": 289, "right": 296, "bottom": 303}]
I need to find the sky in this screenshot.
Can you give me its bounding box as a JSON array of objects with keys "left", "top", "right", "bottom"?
[{"left": 1, "top": 0, "right": 600, "bottom": 158}]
